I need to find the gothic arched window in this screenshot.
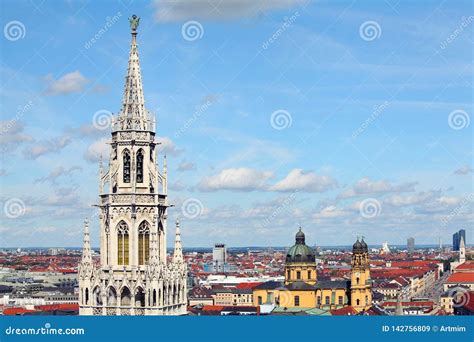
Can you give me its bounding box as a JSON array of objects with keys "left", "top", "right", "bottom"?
[
  {"left": 123, "top": 150, "right": 131, "bottom": 183},
  {"left": 117, "top": 221, "right": 129, "bottom": 265},
  {"left": 136, "top": 149, "right": 144, "bottom": 183},
  {"left": 138, "top": 221, "right": 150, "bottom": 265}
]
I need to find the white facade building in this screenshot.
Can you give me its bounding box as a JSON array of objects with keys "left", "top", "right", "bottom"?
[{"left": 79, "top": 15, "right": 187, "bottom": 316}]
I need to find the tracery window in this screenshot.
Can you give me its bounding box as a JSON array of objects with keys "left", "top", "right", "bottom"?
[
  {"left": 123, "top": 150, "right": 131, "bottom": 183},
  {"left": 138, "top": 221, "right": 150, "bottom": 265},
  {"left": 136, "top": 149, "right": 144, "bottom": 183},
  {"left": 117, "top": 221, "right": 129, "bottom": 265}
]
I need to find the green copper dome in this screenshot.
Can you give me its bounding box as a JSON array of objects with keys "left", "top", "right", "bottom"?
[{"left": 286, "top": 228, "right": 315, "bottom": 263}]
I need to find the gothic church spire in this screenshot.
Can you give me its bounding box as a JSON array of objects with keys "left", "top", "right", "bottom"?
[{"left": 115, "top": 14, "right": 152, "bottom": 131}]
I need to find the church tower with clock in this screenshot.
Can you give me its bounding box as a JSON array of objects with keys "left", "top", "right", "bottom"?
[
  {"left": 78, "top": 15, "right": 187, "bottom": 316},
  {"left": 350, "top": 237, "right": 372, "bottom": 312}
]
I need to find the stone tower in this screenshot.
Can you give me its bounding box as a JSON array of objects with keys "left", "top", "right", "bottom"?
[
  {"left": 79, "top": 15, "right": 187, "bottom": 316},
  {"left": 350, "top": 237, "right": 372, "bottom": 312}
]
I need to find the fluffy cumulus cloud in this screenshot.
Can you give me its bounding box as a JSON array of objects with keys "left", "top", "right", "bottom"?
[
  {"left": 44, "top": 71, "right": 90, "bottom": 95},
  {"left": 153, "top": 0, "right": 305, "bottom": 21},
  {"left": 270, "top": 169, "right": 337, "bottom": 193},
  {"left": 338, "top": 177, "right": 417, "bottom": 198},
  {"left": 84, "top": 137, "right": 109, "bottom": 163},
  {"left": 157, "top": 136, "right": 183, "bottom": 156},
  {"left": 199, "top": 167, "right": 273, "bottom": 191}
]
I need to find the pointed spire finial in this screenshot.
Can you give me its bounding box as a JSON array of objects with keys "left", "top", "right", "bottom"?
[
  {"left": 98, "top": 155, "right": 104, "bottom": 193},
  {"left": 173, "top": 218, "right": 183, "bottom": 263},
  {"left": 81, "top": 218, "right": 92, "bottom": 264}
]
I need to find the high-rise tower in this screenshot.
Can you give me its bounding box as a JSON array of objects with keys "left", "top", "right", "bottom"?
[
  {"left": 79, "top": 15, "right": 187, "bottom": 316},
  {"left": 350, "top": 237, "right": 372, "bottom": 312}
]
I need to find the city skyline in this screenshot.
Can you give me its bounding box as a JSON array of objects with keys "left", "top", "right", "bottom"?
[{"left": 1, "top": 0, "right": 473, "bottom": 248}]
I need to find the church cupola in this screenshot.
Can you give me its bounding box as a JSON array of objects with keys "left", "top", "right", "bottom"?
[{"left": 284, "top": 227, "right": 317, "bottom": 285}]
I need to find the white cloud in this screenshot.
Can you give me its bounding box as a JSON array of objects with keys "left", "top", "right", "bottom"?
[
  {"left": 153, "top": 0, "right": 305, "bottom": 22},
  {"left": 34, "top": 166, "right": 82, "bottom": 184},
  {"left": 339, "top": 177, "right": 417, "bottom": 198},
  {"left": 44, "top": 70, "right": 89, "bottom": 95},
  {"left": 199, "top": 167, "right": 273, "bottom": 191},
  {"left": 177, "top": 160, "right": 196, "bottom": 171},
  {"left": 157, "top": 136, "right": 183, "bottom": 156},
  {"left": 0, "top": 121, "right": 33, "bottom": 152},
  {"left": 23, "top": 134, "right": 71, "bottom": 159},
  {"left": 313, "top": 205, "right": 350, "bottom": 219},
  {"left": 384, "top": 191, "right": 439, "bottom": 207},
  {"left": 454, "top": 165, "right": 473, "bottom": 175},
  {"left": 84, "top": 137, "right": 109, "bottom": 163},
  {"left": 270, "top": 169, "right": 337, "bottom": 192}
]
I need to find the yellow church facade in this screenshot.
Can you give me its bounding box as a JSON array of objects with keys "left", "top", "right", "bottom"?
[{"left": 253, "top": 228, "right": 372, "bottom": 313}]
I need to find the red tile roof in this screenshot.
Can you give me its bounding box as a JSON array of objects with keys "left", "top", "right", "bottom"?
[
  {"left": 330, "top": 306, "right": 358, "bottom": 315},
  {"left": 202, "top": 305, "right": 225, "bottom": 311},
  {"left": 35, "top": 304, "right": 78, "bottom": 311},
  {"left": 455, "top": 262, "right": 474, "bottom": 271},
  {"left": 3, "top": 308, "right": 36, "bottom": 315},
  {"left": 236, "top": 282, "right": 262, "bottom": 289},
  {"left": 446, "top": 272, "right": 474, "bottom": 283}
]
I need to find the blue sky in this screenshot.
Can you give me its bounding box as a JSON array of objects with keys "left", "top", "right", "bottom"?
[{"left": 0, "top": 0, "right": 472, "bottom": 248}]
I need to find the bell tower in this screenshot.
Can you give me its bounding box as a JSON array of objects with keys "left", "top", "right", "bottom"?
[
  {"left": 79, "top": 15, "right": 187, "bottom": 316},
  {"left": 350, "top": 237, "right": 372, "bottom": 312}
]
